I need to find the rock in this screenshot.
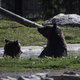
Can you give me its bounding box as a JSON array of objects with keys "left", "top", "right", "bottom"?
[
  {"left": 1, "top": 72, "right": 80, "bottom": 80},
  {"left": 60, "top": 71, "right": 80, "bottom": 80},
  {"left": 48, "top": 71, "right": 80, "bottom": 80},
  {"left": 1, "top": 73, "right": 53, "bottom": 80},
  {"left": 63, "top": 71, "right": 76, "bottom": 75},
  {"left": 35, "top": 73, "right": 48, "bottom": 79},
  {"left": 42, "top": 13, "right": 80, "bottom": 27},
  {"left": 18, "top": 75, "right": 41, "bottom": 80},
  {"left": 1, "top": 76, "right": 17, "bottom": 80},
  {"left": 18, "top": 73, "right": 53, "bottom": 80}
]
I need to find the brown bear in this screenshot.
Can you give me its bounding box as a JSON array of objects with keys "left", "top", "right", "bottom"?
[
  {"left": 38, "top": 23, "right": 67, "bottom": 58},
  {"left": 4, "top": 39, "right": 22, "bottom": 58}
]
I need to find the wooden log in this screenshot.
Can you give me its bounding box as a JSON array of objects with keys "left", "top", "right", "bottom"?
[{"left": 0, "top": 7, "right": 43, "bottom": 28}]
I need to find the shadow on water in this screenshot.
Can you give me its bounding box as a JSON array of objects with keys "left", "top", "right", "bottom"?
[{"left": 0, "top": 44, "right": 80, "bottom": 59}]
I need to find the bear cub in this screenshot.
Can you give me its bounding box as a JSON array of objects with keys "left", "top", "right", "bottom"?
[{"left": 4, "top": 39, "right": 22, "bottom": 58}]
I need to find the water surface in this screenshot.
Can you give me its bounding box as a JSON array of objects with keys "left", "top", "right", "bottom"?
[{"left": 0, "top": 44, "right": 80, "bottom": 58}]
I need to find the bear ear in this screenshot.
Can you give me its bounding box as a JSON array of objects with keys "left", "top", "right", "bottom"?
[
  {"left": 52, "top": 23, "right": 57, "bottom": 30},
  {"left": 5, "top": 39, "right": 9, "bottom": 43},
  {"left": 53, "top": 23, "right": 57, "bottom": 26},
  {"left": 15, "top": 40, "right": 18, "bottom": 44}
]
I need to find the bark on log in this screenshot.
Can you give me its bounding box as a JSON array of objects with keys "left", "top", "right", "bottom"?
[{"left": 0, "top": 7, "right": 43, "bottom": 28}]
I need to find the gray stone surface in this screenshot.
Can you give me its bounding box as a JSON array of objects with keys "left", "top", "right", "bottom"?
[
  {"left": 1, "top": 71, "right": 80, "bottom": 80},
  {"left": 42, "top": 13, "right": 80, "bottom": 27},
  {"left": 1, "top": 73, "right": 54, "bottom": 80},
  {"left": 48, "top": 71, "right": 80, "bottom": 80}
]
